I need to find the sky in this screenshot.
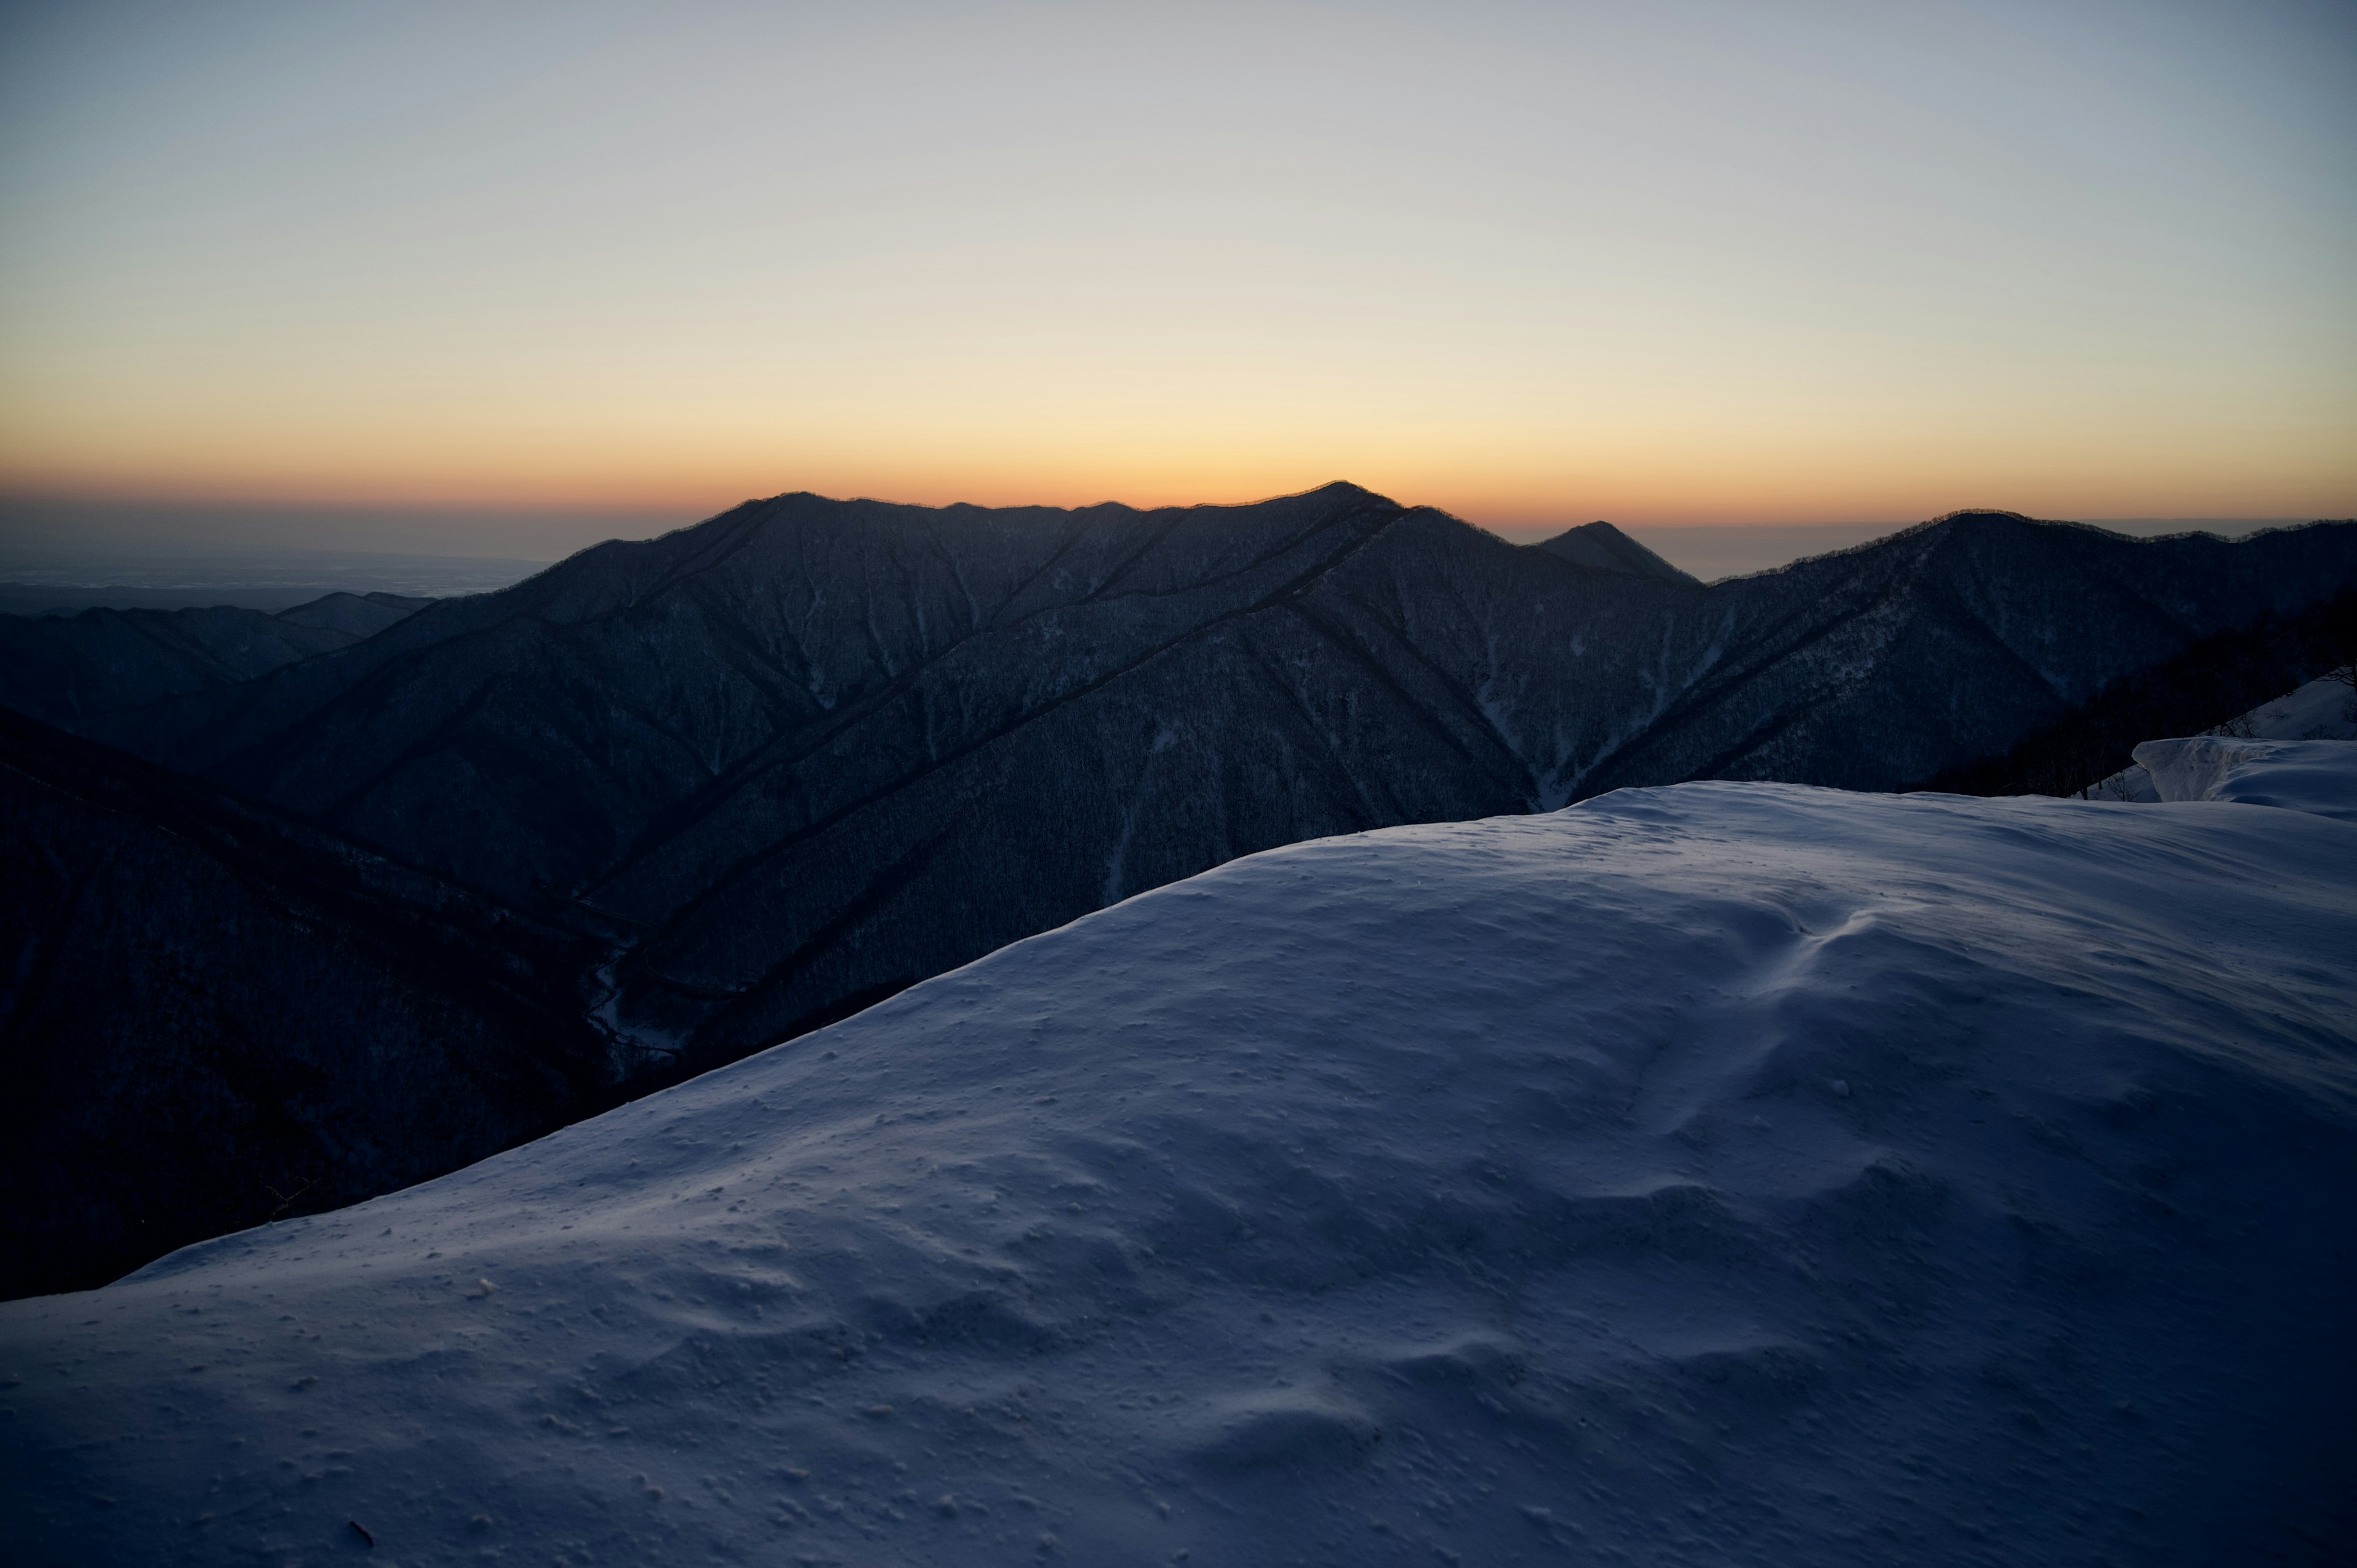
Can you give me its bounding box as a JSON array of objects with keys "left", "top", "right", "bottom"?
[{"left": 1, "top": 0, "right": 2351, "bottom": 555}]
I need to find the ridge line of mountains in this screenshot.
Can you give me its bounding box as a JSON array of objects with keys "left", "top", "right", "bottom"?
[{"left": 4, "top": 481, "right": 2353, "bottom": 1297}]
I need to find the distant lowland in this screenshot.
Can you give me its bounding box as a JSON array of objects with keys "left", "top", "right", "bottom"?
[
  {"left": 1, "top": 483, "right": 2352, "bottom": 1299},
  {"left": 0, "top": 550, "right": 553, "bottom": 614}
]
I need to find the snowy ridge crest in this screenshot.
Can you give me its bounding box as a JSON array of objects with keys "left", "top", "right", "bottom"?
[{"left": 5, "top": 772, "right": 2354, "bottom": 1565}]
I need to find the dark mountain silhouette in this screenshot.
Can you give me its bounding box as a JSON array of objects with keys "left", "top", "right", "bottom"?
[
  {"left": 6, "top": 485, "right": 2355, "bottom": 1294},
  {"left": 1530, "top": 519, "right": 1701, "bottom": 585},
  {"left": 269, "top": 590, "right": 434, "bottom": 636},
  {"left": 0, "top": 706, "right": 613, "bottom": 1299},
  {"left": 0, "top": 590, "right": 431, "bottom": 726},
  {"left": 65, "top": 487, "right": 2357, "bottom": 1069}
]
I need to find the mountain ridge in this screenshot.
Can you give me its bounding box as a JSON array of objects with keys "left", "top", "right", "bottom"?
[
  {"left": 0, "top": 705, "right": 617, "bottom": 1297},
  {"left": 5, "top": 487, "right": 2354, "bottom": 1293},
  {"left": 0, "top": 589, "right": 433, "bottom": 726},
  {"left": 47, "top": 488, "right": 2354, "bottom": 1070}
]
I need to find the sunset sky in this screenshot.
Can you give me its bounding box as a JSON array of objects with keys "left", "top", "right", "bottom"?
[{"left": 2, "top": 0, "right": 2351, "bottom": 552}]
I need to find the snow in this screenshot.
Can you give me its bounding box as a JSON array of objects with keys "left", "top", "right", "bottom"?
[
  {"left": 2108, "top": 674, "right": 2357, "bottom": 822},
  {"left": 5, "top": 779, "right": 2356, "bottom": 1565},
  {"left": 2083, "top": 759, "right": 2162, "bottom": 802},
  {"left": 2134, "top": 735, "right": 2357, "bottom": 823},
  {"left": 2240, "top": 674, "right": 2357, "bottom": 742},
  {"left": 2088, "top": 674, "right": 2356, "bottom": 801}
]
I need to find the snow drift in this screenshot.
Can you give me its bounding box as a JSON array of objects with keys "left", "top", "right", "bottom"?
[
  {"left": 2134, "top": 735, "right": 2357, "bottom": 822},
  {"left": 4, "top": 778, "right": 2354, "bottom": 1566},
  {"left": 2089, "top": 673, "right": 2356, "bottom": 803}
]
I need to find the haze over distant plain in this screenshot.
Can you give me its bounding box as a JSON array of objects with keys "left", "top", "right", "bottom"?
[{"left": 1, "top": 0, "right": 2351, "bottom": 546}]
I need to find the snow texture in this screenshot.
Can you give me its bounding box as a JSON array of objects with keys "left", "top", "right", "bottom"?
[
  {"left": 2239, "top": 674, "right": 2357, "bottom": 742},
  {"left": 3, "top": 779, "right": 2355, "bottom": 1566},
  {"left": 2134, "top": 735, "right": 2357, "bottom": 822},
  {"left": 2083, "top": 761, "right": 2163, "bottom": 803},
  {"left": 2089, "top": 674, "right": 2357, "bottom": 801}
]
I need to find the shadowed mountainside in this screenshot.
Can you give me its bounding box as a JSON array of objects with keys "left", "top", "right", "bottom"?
[
  {"left": 63, "top": 485, "right": 2357, "bottom": 1075},
  {"left": 0, "top": 707, "right": 615, "bottom": 1298},
  {"left": 0, "top": 590, "right": 431, "bottom": 726},
  {"left": 1930, "top": 588, "right": 2357, "bottom": 798}
]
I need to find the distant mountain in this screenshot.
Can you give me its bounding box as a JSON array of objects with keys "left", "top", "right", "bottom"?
[
  {"left": 0, "top": 707, "right": 613, "bottom": 1299},
  {"left": 269, "top": 589, "right": 435, "bottom": 636},
  {"left": 5, "top": 487, "right": 2353, "bottom": 1294},
  {"left": 0, "top": 590, "right": 432, "bottom": 725},
  {"left": 59, "top": 488, "right": 2357, "bottom": 1076},
  {"left": 1530, "top": 519, "right": 1701, "bottom": 585}
]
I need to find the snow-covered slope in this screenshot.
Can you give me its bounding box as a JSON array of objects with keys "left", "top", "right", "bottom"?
[
  {"left": 2087, "top": 674, "right": 2356, "bottom": 801},
  {"left": 2134, "top": 735, "right": 2357, "bottom": 822},
  {"left": 4, "top": 781, "right": 2354, "bottom": 1566},
  {"left": 2239, "top": 673, "right": 2357, "bottom": 741}
]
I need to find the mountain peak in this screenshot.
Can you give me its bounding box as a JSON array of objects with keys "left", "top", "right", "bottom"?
[
  {"left": 1926, "top": 508, "right": 2041, "bottom": 527},
  {"left": 1288, "top": 479, "right": 1394, "bottom": 508},
  {"left": 1530, "top": 520, "right": 1701, "bottom": 587}
]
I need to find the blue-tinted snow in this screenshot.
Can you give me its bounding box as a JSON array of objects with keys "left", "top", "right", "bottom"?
[{"left": 4, "top": 777, "right": 2353, "bottom": 1566}]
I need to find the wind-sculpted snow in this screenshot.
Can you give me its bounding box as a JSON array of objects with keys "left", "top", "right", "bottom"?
[
  {"left": 2134, "top": 734, "right": 2357, "bottom": 821},
  {"left": 2091, "top": 676, "right": 2357, "bottom": 801},
  {"left": 5, "top": 781, "right": 2351, "bottom": 1565}
]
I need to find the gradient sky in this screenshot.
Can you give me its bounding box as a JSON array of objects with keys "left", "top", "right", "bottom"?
[{"left": 2, "top": 0, "right": 2351, "bottom": 544}]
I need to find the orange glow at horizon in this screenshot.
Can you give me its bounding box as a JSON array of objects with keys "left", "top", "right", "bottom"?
[
  {"left": 3, "top": 3, "right": 2351, "bottom": 541},
  {"left": 4, "top": 395, "right": 2348, "bottom": 535}
]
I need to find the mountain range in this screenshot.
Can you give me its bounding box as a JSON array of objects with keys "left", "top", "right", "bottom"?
[
  {"left": 4, "top": 482, "right": 2352, "bottom": 1292},
  {"left": 0, "top": 590, "right": 431, "bottom": 725}
]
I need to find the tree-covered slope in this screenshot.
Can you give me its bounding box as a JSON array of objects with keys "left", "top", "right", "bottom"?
[{"left": 47, "top": 492, "right": 2357, "bottom": 1067}]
